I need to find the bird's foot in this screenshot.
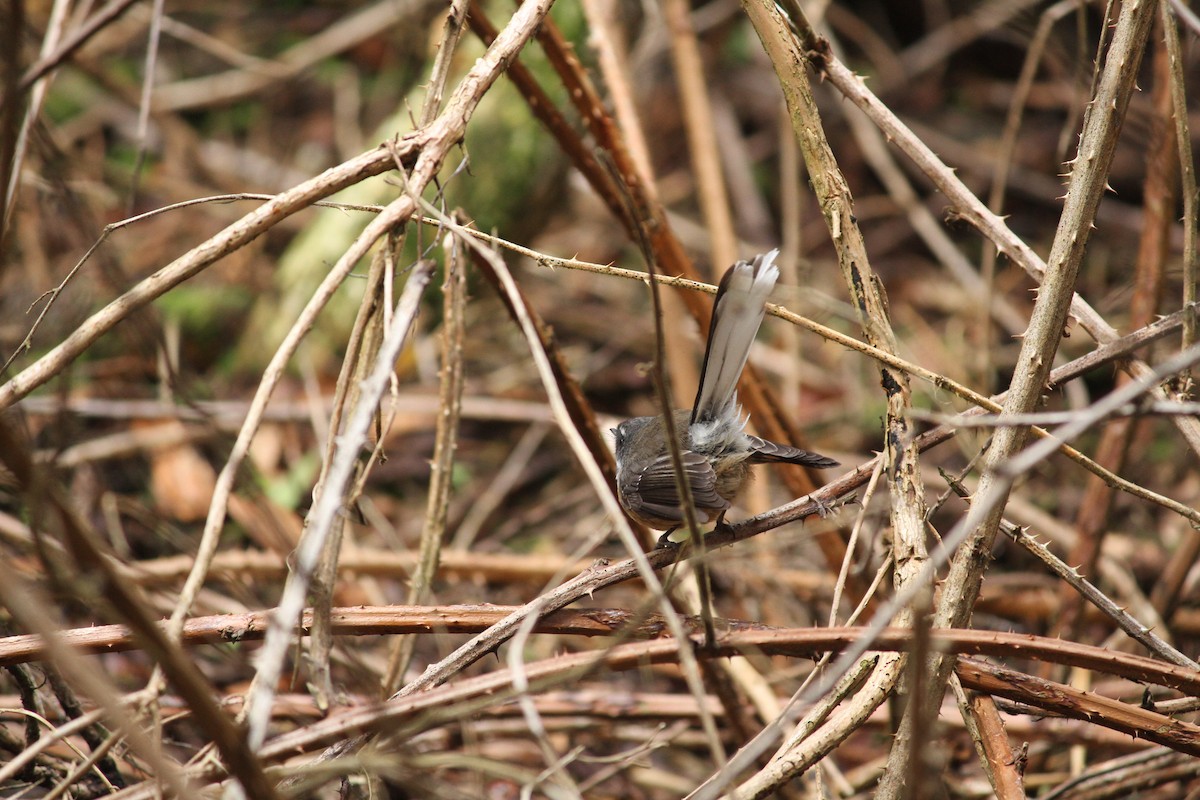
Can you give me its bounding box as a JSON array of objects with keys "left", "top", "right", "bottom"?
[
  {"left": 813, "top": 495, "right": 835, "bottom": 518},
  {"left": 712, "top": 518, "right": 735, "bottom": 536},
  {"left": 655, "top": 528, "right": 682, "bottom": 549}
]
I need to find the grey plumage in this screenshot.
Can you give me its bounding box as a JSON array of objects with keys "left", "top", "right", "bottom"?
[{"left": 613, "top": 252, "right": 838, "bottom": 534}]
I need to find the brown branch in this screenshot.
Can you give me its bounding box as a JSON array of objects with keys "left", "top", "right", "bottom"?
[
  {"left": 0, "top": 421, "right": 279, "bottom": 799},
  {"left": 7, "top": 611, "right": 1200, "bottom": 697},
  {"left": 662, "top": 0, "right": 738, "bottom": 268},
  {"left": 737, "top": 1, "right": 929, "bottom": 794},
  {"left": 1057, "top": 24, "right": 1177, "bottom": 646},
  {"left": 382, "top": 234, "right": 469, "bottom": 695},
  {"left": 204, "top": 629, "right": 1200, "bottom": 786},
  {"left": 952, "top": 676, "right": 1025, "bottom": 800},
  {"left": 956, "top": 656, "right": 1200, "bottom": 757},
  {"left": 18, "top": 0, "right": 140, "bottom": 91},
  {"left": 881, "top": 0, "right": 1160, "bottom": 792},
  {"left": 62, "top": 609, "right": 1200, "bottom": 797},
  {"left": 463, "top": 2, "right": 629, "bottom": 227}
]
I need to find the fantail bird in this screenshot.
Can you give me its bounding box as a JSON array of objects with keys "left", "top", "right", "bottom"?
[{"left": 612, "top": 250, "right": 837, "bottom": 542}]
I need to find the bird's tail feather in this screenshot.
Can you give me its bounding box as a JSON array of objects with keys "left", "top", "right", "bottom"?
[{"left": 691, "top": 250, "right": 779, "bottom": 426}]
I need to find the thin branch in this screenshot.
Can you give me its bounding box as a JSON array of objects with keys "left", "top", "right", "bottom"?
[
  {"left": 18, "top": 0, "right": 140, "bottom": 90},
  {"left": 883, "top": 0, "right": 1159, "bottom": 792},
  {"left": 240, "top": 260, "right": 436, "bottom": 748},
  {"left": 383, "top": 233, "right": 467, "bottom": 694},
  {"left": 1161, "top": 0, "right": 1200, "bottom": 354},
  {"left": 662, "top": 0, "right": 737, "bottom": 268},
  {"left": 791, "top": 7, "right": 1200, "bottom": 459}
]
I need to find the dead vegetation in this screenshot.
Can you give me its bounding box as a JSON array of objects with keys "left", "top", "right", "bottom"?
[{"left": 2, "top": 0, "right": 1200, "bottom": 797}]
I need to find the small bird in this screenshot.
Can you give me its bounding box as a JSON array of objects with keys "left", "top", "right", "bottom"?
[{"left": 612, "top": 250, "right": 838, "bottom": 543}]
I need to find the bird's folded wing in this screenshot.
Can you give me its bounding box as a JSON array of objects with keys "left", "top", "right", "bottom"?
[{"left": 620, "top": 450, "right": 728, "bottom": 523}]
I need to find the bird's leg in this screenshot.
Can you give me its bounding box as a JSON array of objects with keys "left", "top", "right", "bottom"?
[{"left": 654, "top": 527, "right": 681, "bottom": 549}]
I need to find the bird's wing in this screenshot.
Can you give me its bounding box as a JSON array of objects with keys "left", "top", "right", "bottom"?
[{"left": 621, "top": 450, "right": 728, "bottom": 524}]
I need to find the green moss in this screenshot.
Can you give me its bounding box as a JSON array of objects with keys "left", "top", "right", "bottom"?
[{"left": 261, "top": 449, "right": 321, "bottom": 510}]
